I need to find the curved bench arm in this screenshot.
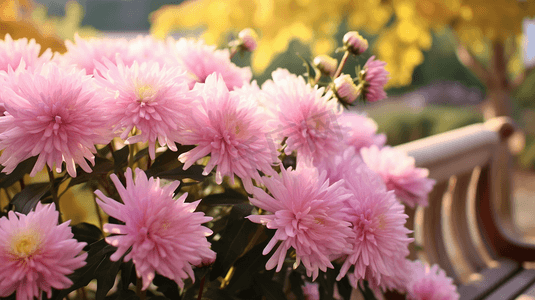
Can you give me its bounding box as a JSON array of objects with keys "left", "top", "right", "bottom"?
[{"left": 394, "top": 117, "right": 535, "bottom": 285}]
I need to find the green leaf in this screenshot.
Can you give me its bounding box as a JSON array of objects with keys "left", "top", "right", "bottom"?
[
  {"left": 152, "top": 274, "right": 181, "bottom": 299},
  {"left": 0, "top": 157, "right": 37, "bottom": 189},
  {"left": 336, "top": 276, "right": 352, "bottom": 300},
  {"left": 11, "top": 182, "right": 49, "bottom": 214},
  {"left": 119, "top": 260, "right": 135, "bottom": 291},
  {"left": 358, "top": 280, "right": 378, "bottom": 300},
  {"left": 113, "top": 145, "right": 130, "bottom": 169},
  {"left": 289, "top": 271, "right": 305, "bottom": 300},
  {"left": 202, "top": 189, "right": 248, "bottom": 206},
  {"left": 150, "top": 145, "right": 195, "bottom": 170},
  {"left": 67, "top": 157, "right": 114, "bottom": 188},
  {"left": 253, "top": 273, "right": 288, "bottom": 300},
  {"left": 146, "top": 165, "right": 206, "bottom": 182},
  {"left": 104, "top": 289, "right": 140, "bottom": 300},
  {"left": 71, "top": 222, "right": 103, "bottom": 249},
  {"left": 52, "top": 239, "right": 123, "bottom": 300},
  {"left": 210, "top": 203, "right": 257, "bottom": 281},
  {"left": 226, "top": 240, "right": 271, "bottom": 293}
]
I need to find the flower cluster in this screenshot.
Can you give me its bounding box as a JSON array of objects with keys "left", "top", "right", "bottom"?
[{"left": 0, "top": 30, "right": 448, "bottom": 300}]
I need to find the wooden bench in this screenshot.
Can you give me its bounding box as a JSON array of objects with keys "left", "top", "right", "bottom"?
[{"left": 394, "top": 117, "right": 535, "bottom": 300}]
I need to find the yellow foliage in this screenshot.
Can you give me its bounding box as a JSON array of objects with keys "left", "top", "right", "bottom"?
[{"left": 151, "top": 0, "right": 535, "bottom": 87}]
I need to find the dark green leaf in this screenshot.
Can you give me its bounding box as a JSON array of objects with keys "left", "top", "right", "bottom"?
[
  {"left": 104, "top": 289, "right": 140, "bottom": 300},
  {"left": 52, "top": 239, "right": 122, "bottom": 300},
  {"left": 152, "top": 274, "right": 181, "bottom": 299},
  {"left": 253, "top": 273, "right": 288, "bottom": 300},
  {"left": 68, "top": 157, "right": 114, "bottom": 188},
  {"left": 358, "top": 280, "right": 378, "bottom": 300},
  {"left": 336, "top": 276, "right": 352, "bottom": 300},
  {"left": 0, "top": 157, "right": 37, "bottom": 188},
  {"left": 150, "top": 145, "right": 195, "bottom": 170},
  {"left": 202, "top": 189, "right": 248, "bottom": 206},
  {"left": 71, "top": 222, "right": 103, "bottom": 250},
  {"left": 11, "top": 182, "right": 49, "bottom": 214},
  {"left": 147, "top": 165, "right": 206, "bottom": 182},
  {"left": 119, "top": 260, "right": 135, "bottom": 291},
  {"left": 318, "top": 268, "right": 336, "bottom": 300},
  {"left": 289, "top": 271, "right": 306, "bottom": 300},
  {"left": 133, "top": 147, "right": 149, "bottom": 162},
  {"left": 210, "top": 203, "right": 257, "bottom": 280},
  {"left": 226, "top": 240, "right": 270, "bottom": 293},
  {"left": 113, "top": 145, "right": 130, "bottom": 169}
]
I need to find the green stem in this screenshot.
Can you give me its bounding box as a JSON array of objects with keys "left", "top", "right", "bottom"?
[
  {"left": 136, "top": 277, "right": 146, "bottom": 300},
  {"left": 47, "top": 165, "right": 62, "bottom": 223},
  {"left": 94, "top": 197, "right": 104, "bottom": 231},
  {"left": 333, "top": 51, "right": 350, "bottom": 80},
  {"left": 229, "top": 47, "right": 238, "bottom": 60},
  {"left": 197, "top": 276, "right": 206, "bottom": 300}
]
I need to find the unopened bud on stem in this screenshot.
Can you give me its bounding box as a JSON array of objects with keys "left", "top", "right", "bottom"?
[
  {"left": 313, "top": 55, "right": 338, "bottom": 77},
  {"left": 343, "top": 31, "right": 368, "bottom": 55},
  {"left": 334, "top": 74, "right": 361, "bottom": 104}
]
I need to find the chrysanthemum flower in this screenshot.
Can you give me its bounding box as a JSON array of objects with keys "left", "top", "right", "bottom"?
[
  {"left": 169, "top": 38, "right": 252, "bottom": 90},
  {"left": 262, "top": 68, "right": 343, "bottom": 164},
  {"left": 339, "top": 112, "right": 386, "bottom": 152},
  {"left": 178, "top": 73, "right": 278, "bottom": 192},
  {"left": 314, "top": 147, "right": 364, "bottom": 185},
  {"left": 0, "top": 34, "right": 52, "bottom": 72},
  {"left": 95, "top": 168, "right": 216, "bottom": 290},
  {"left": 0, "top": 202, "right": 87, "bottom": 300},
  {"left": 247, "top": 164, "right": 354, "bottom": 280},
  {"left": 334, "top": 74, "right": 360, "bottom": 104},
  {"left": 93, "top": 58, "right": 197, "bottom": 159},
  {"left": 361, "top": 56, "right": 389, "bottom": 102},
  {"left": 406, "top": 260, "right": 459, "bottom": 300},
  {"left": 337, "top": 163, "right": 413, "bottom": 291},
  {"left": 127, "top": 35, "right": 180, "bottom": 67},
  {"left": 0, "top": 63, "right": 111, "bottom": 177},
  {"left": 343, "top": 31, "right": 369, "bottom": 56},
  {"left": 360, "top": 145, "right": 436, "bottom": 208},
  {"left": 59, "top": 34, "right": 135, "bottom": 75}
]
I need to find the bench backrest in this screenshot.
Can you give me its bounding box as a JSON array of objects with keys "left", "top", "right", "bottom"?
[{"left": 394, "top": 117, "right": 535, "bottom": 286}]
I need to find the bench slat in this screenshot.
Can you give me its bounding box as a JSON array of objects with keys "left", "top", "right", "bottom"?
[
  {"left": 458, "top": 259, "right": 519, "bottom": 300},
  {"left": 484, "top": 269, "right": 535, "bottom": 300}
]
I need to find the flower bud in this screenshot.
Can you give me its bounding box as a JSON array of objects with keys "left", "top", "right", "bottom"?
[
  {"left": 343, "top": 31, "right": 368, "bottom": 55},
  {"left": 238, "top": 28, "right": 258, "bottom": 52},
  {"left": 334, "top": 74, "right": 360, "bottom": 104},
  {"left": 313, "top": 55, "right": 338, "bottom": 77}
]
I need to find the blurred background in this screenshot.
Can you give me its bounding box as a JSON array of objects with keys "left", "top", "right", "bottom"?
[{"left": 3, "top": 0, "right": 535, "bottom": 234}]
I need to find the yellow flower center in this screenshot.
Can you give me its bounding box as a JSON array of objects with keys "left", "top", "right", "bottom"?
[
  {"left": 135, "top": 84, "right": 157, "bottom": 102},
  {"left": 11, "top": 230, "right": 40, "bottom": 258}
]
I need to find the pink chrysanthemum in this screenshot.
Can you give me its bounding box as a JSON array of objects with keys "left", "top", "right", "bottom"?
[
  {"left": 0, "top": 202, "right": 87, "bottom": 300},
  {"left": 127, "top": 35, "right": 180, "bottom": 67},
  {"left": 314, "top": 147, "right": 364, "bottom": 185},
  {"left": 339, "top": 112, "right": 386, "bottom": 152},
  {"left": 337, "top": 163, "right": 413, "bottom": 291},
  {"left": 94, "top": 58, "right": 197, "bottom": 159},
  {"left": 178, "top": 74, "right": 278, "bottom": 192},
  {"left": 247, "top": 164, "right": 354, "bottom": 280},
  {"left": 59, "top": 34, "right": 136, "bottom": 75},
  {"left": 0, "top": 63, "right": 111, "bottom": 177},
  {"left": 0, "top": 34, "right": 52, "bottom": 72},
  {"left": 170, "top": 38, "right": 252, "bottom": 90},
  {"left": 360, "top": 145, "right": 436, "bottom": 208},
  {"left": 262, "top": 68, "right": 343, "bottom": 164},
  {"left": 406, "top": 260, "right": 459, "bottom": 300},
  {"left": 95, "top": 168, "right": 216, "bottom": 290},
  {"left": 361, "top": 56, "right": 389, "bottom": 102}
]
